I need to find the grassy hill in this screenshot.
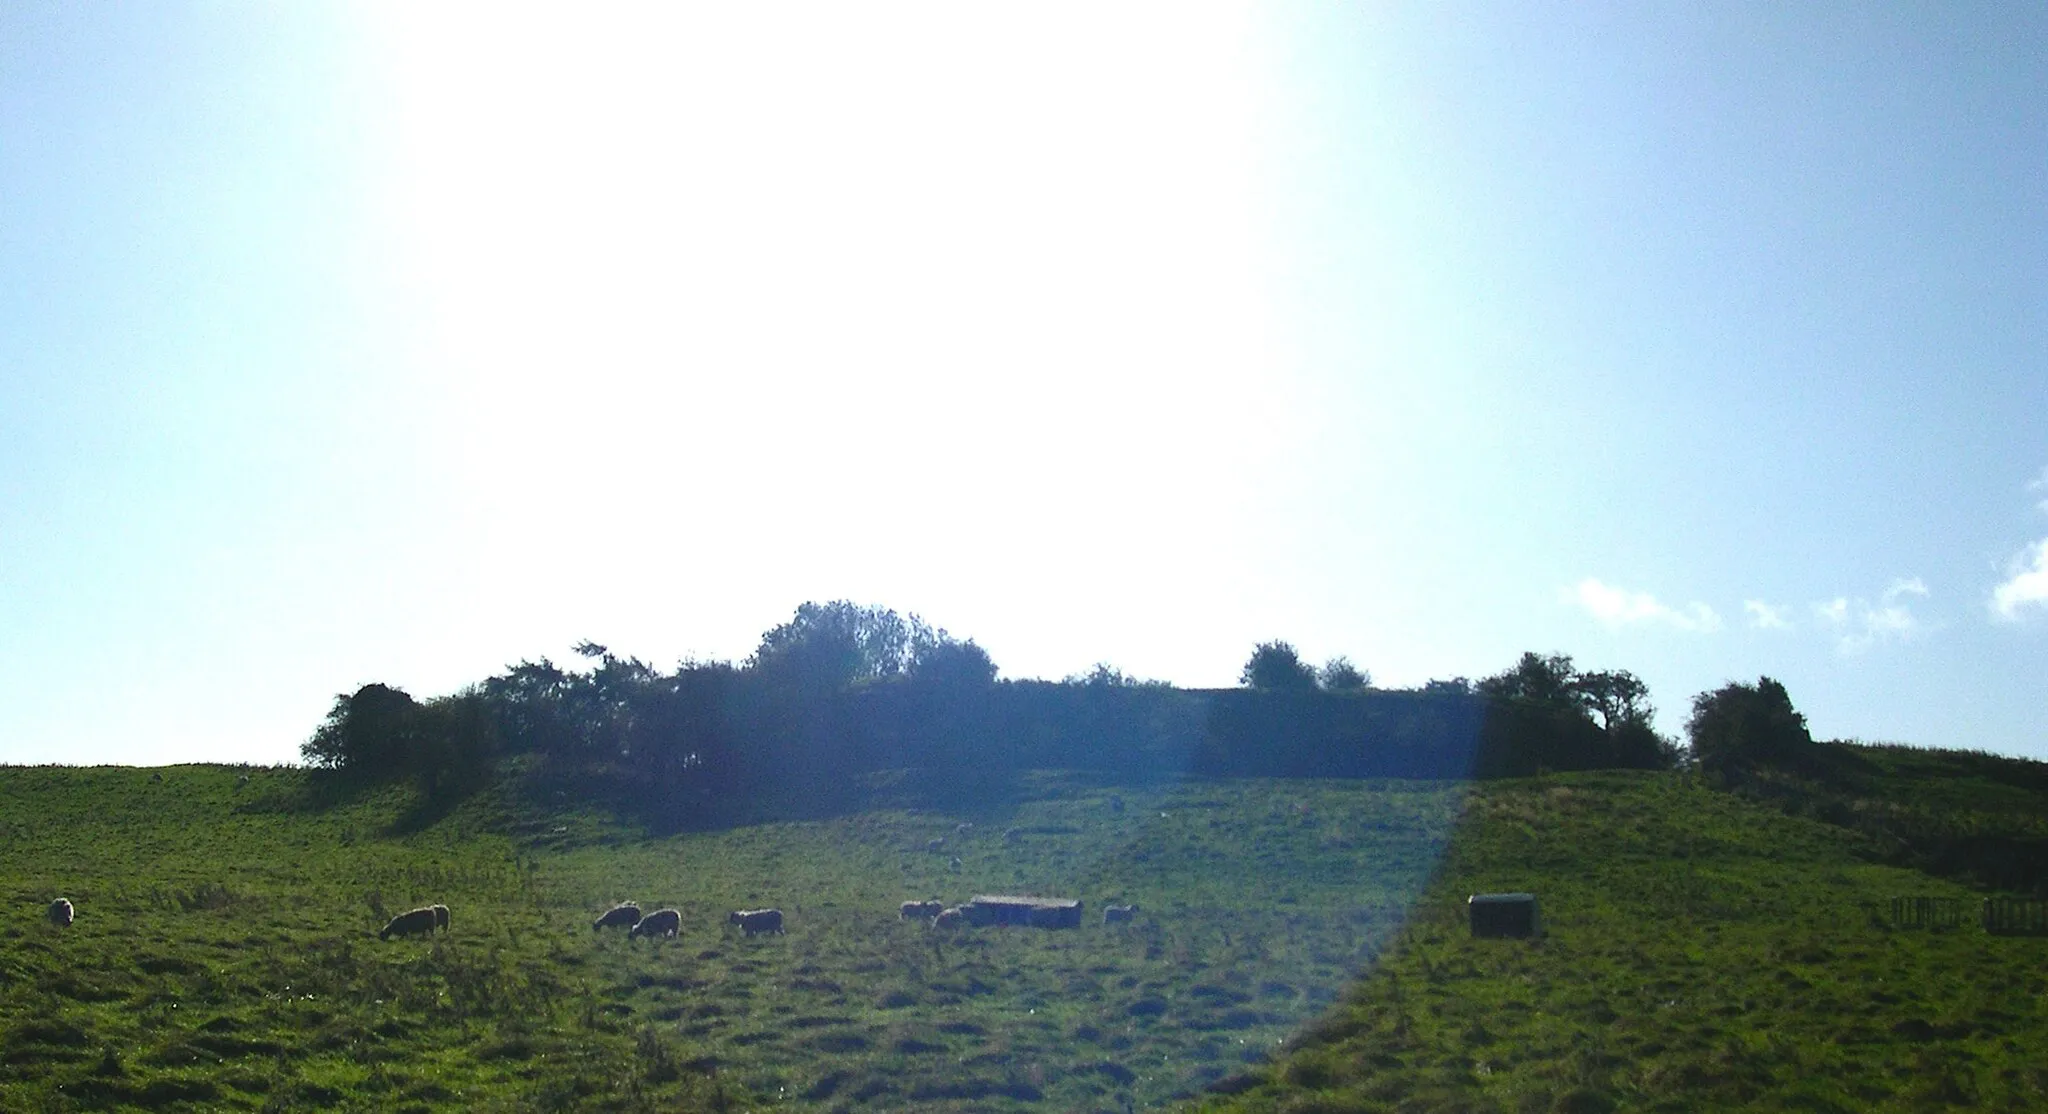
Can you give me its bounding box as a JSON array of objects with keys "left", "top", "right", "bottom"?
[
  {"left": 4, "top": 754, "right": 2046, "bottom": 1112},
  {"left": 0, "top": 765, "right": 1464, "bottom": 1112},
  {"left": 1723, "top": 742, "right": 2048, "bottom": 894},
  {"left": 1191, "top": 766, "right": 2048, "bottom": 1113}
]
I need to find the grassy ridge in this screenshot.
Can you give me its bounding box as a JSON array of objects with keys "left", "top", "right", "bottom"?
[
  {"left": 1727, "top": 743, "right": 2048, "bottom": 894},
  {"left": 11, "top": 760, "right": 2045, "bottom": 1112},
  {"left": 0, "top": 766, "right": 1466, "bottom": 1112},
  {"left": 0, "top": 766, "right": 588, "bottom": 1111},
  {"left": 1193, "top": 770, "right": 2048, "bottom": 1113}
]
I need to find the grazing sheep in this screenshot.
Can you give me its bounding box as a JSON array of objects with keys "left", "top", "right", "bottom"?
[
  {"left": 380, "top": 906, "right": 444, "bottom": 940},
  {"left": 629, "top": 908, "right": 681, "bottom": 940},
  {"left": 954, "top": 822, "right": 974, "bottom": 835},
  {"left": 1103, "top": 903, "right": 1138, "bottom": 924},
  {"left": 925, "top": 837, "right": 945, "bottom": 853},
  {"left": 900, "top": 900, "right": 944, "bottom": 920},
  {"left": 949, "top": 856, "right": 963, "bottom": 872},
  {"left": 46, "top": 898, "right": 73, "bottom": 928},
  {"left": 727, "top": 908, "right": 784, "bottom": 936},
  {"left": 932, "top": 907, "right": 965, "bottom": 929},
  {"left": 594, "top": 902, "right": 642, "bottom": 932}
]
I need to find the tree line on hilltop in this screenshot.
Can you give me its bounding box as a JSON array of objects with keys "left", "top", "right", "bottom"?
[{"left": 302, "top": 601, "right": 1817, "bottom": 823}]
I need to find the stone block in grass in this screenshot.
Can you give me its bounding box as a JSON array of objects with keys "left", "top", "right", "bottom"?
[{"left": 1468, "top": 892, "right": 1541, "bottom": 938}]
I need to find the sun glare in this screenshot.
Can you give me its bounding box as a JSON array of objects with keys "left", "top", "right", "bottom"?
[{"left": 356, "top": 6, "right": 1296, "bottom": 678}]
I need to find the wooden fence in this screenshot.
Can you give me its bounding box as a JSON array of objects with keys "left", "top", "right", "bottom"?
[
  {"left": 1982, "top": 898, "right": 2048, "bottom": 935},
  {"left": 1890, "top": 896, "right": 1963, "bottom": 929}
]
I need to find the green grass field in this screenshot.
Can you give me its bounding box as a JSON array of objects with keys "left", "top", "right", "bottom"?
[
  {"left": 6, "top": 760, "right": 2047, "bottom": 1112},
  {"left": 0, "top": 766, "right": 1466, "bottom": 1112},
  {"left": 1193, "top": 770, "right": 2048, "bottom": 1113}
]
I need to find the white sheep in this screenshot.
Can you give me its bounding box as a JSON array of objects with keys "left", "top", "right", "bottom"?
[
  {"left": 593, "top": 902, "right": 642, "bottom": 932},
  {"left": 380, "top": 906, "right": 443, "bottom": 940},
  {"left": 629, "top": 908, "right": 681, "bottom": 940},
  {"left": 727, "top": 908, "right": 783, "bottom": 936}
]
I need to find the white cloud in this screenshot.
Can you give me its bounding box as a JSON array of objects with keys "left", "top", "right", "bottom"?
[
  {"left": 1988, "top": 468, "right": 2048, "bottom": 621},
  {"left": 1870, "top": 577, "right": 1928, "bottom": 635},
  {"left": 1992, "top": 538, "right": 2048, "bottom": 620},
  {"left": 1743, "top": 600, "right": 1791, "bottom": 630},
  {"left": 1816, "top": 578, "right": 1928, "bottom": 653},
  {"left": 1569, "top": 579, "right": 1722, "bottom": 632}
]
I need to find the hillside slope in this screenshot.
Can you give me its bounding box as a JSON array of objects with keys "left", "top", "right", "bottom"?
[
  {"left": 8, "top": 764, "right": 2043, "bottom": 1111},
  {"left": 1, "top": 766, "right": 1468, "bottom": 1112},
  {"left": 1190, "top": 770, "right": 2048, "bottom": 1113}
]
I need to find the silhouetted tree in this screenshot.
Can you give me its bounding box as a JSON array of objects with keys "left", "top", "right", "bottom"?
[
  {"left": 1066, "top": 663, "right": 1161, "bottom": 688},
  {"left": 306, "top": 604, "right": 1693, "bottom": 817},
  {"left": 1241, "top": 641, "right": 1318, "bottom": 691},
  {"left": 909, "top": 637, "right": 998, "bottom": 687},
  {"left": 1574, "top": 669, "right": 1651, "bottom": 732},
  {"left": 301, "top": 683, "right": 422, "bottom": 776},
  {"left": 1686, "top": 677, "right": 1813, "bottom": 777},
  {"left": 570, "top": 652, "right": 659, "bottom": 764},
  {"left": 627, "top": 659, "right": 740, "bottom": 809},
  {"left": 1471, "top": 654, "right": 1681, "bottom": 772},
  {"left": 748, "top": 601, "right": 919, "bottom": 692},
  {"left": 1573, "top": 668, "right": 1674, "bottom": 769},
  {"left": 1611, "top": 719, "right": 1683, "bottom": 770},
  {"left": 1478, "top": 652, "right": 1580, "bottom": 712},
  {"left": 300, "top": 682, "right": 502, "bottom": 798},
  {"left": 1318, "top": 657, "right": 1370, "bottom": 692},
  {"left": 481, "top": 658, "right": 574, "bottom": 756},
  {"left": 413, "top": 690, "right": 500, "bottom": 799}
]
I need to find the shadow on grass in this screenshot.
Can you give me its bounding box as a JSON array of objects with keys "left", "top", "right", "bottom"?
[
  {"left": 231, "top": 768, "right": 367, "bottom": 816},
  {"left": 525, "top": 761, "right": 1196, "bottom": 839},
  {"left": 236, "top": 767, "right": 494, "bottom": 839},
  {"left": 388, "top": 784, "right": 475, "bottom": 835},
  {"left": 1722, "top": 740, "right": 2048, "bottom": 895}
]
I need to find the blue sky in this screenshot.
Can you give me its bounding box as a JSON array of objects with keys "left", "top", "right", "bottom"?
[{"left": 3, "top": 3, "right": 2044, "bottom": 767}]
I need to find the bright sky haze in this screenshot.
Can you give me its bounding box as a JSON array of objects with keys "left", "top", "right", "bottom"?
[{"left": 4, "top": 3, "right": 2045, "bottom": 767}]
